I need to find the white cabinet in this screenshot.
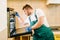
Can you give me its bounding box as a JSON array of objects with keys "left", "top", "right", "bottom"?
[{"left": 47, "top": 0, "right": 60, "bottom": 5}]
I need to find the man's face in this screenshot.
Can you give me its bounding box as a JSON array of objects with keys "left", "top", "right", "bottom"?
[{"left": 23, "top": 8, "right": 32, "bottom": 16}]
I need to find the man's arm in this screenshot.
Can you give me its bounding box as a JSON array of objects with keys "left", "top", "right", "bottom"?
[
  {"left": 32, "top": 16, "right": 44, "bottom": 30},
  {"left": 15, "top": 12, "right": 24, "bottom": 24}
]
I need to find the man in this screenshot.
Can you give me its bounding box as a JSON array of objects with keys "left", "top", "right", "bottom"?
[{"left": 22, "top": 4, "right": 55, "bottom": 40}]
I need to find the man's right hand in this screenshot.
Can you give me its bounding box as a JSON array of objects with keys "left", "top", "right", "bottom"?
[{"left": 25, "top": 27, "right": 32, "bottom": 32}]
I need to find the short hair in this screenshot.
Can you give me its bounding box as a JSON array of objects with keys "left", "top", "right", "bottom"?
[{"left": 22, "top": 4, "right": 33, "bottom": 10}]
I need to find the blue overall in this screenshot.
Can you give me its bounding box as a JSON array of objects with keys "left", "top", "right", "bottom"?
[{"left": 29, "top": 11, "right": 55, "bottom": 40}]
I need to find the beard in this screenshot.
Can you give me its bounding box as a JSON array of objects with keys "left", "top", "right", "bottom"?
[{"left": 27, "top": 12, "right": 32, "bottom": 16}]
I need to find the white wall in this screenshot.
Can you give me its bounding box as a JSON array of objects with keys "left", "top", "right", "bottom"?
[{"left": 0, "top": 0, "right": 7, "bottom": 40}]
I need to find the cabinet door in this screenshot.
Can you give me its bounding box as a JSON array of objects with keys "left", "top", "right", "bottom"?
[{"left": 55, "top": 34, "right": 60, "bottom": 40}]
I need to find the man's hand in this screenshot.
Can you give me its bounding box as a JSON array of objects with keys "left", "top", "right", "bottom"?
[
  {"left": 25, "top": 27, "right": 34, "bottom": 35},
  {"left": 25, "top": 27, "right": 32, "bottom": 32},
  {"left": 32, "top": 30, "right": 34, "bottom": 35},
  {"left": 15, "top": 12, "right": 20, "bottom": 17}
]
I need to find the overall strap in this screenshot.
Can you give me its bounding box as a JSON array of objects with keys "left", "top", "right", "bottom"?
[
  {"left": 29, "top": 10, "right": 38, "bottom": 22},
  {"left": 29, "top": 16, "right": 31, "bottom": 22},
  {"left": 34, "top": 10, "right": 38, "bottom": 20}
]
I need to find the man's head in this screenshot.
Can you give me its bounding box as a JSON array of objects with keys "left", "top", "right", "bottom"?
[{"left": 22, "top": 4, "right": 33, "bottom": 16}]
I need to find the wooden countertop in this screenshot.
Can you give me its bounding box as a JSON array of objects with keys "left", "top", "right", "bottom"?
[{"left": 10, "top": 27, "right": 32, "bottom": 38}]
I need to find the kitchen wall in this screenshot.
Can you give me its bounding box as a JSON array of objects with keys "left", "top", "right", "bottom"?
[
  {"left": 0, "top": 0, "right": 7, "bottom": 40},
  {"left": 0, "top": 29, "right": 7, "bottom": 40}
]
